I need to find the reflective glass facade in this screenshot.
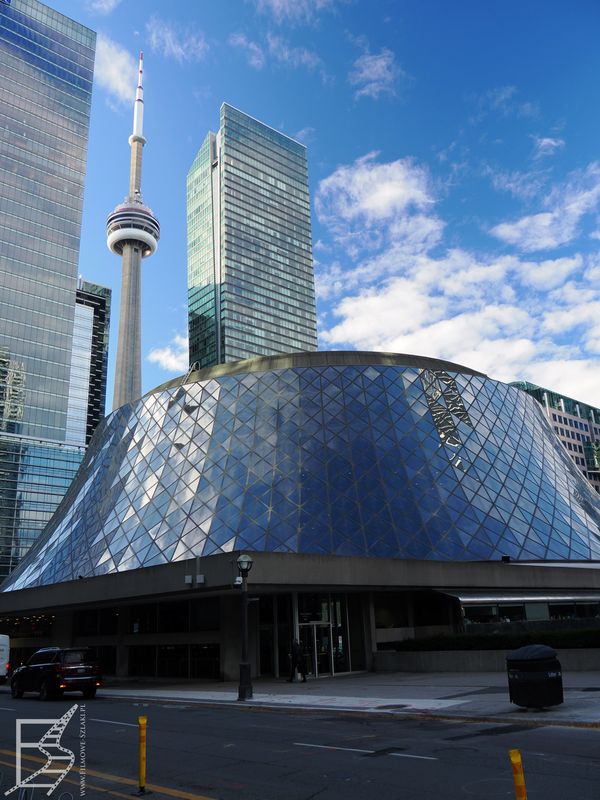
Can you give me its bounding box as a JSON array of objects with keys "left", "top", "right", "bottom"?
[
  {"left": 66, "top": 300, "right": 94, "bottom": 444},
  {"left": 0, "top": 0, "right": 95, "bottom": 440},
  {"left": 0, "top": 0, "right": 95, "bottom": 577},
  {"left": 0, "top": 437, "right": 84, "bottom": 576},
  {"left": 187, "top": 104, "right": 317, "bottom": 369},
  {"left": 5, "top": 352, "right": 600, "bottom": 592}
]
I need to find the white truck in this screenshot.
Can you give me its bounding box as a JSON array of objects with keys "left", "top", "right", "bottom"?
[{"left": 0, "top": 635, "right": 9, "bottom": 684}]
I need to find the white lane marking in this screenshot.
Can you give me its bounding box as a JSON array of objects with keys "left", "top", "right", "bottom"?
[
  {"left": 0, "top": 707, "right": 15, "bottom": 711},
  {"left": 295, "top": 742, "right": 373, "bottom": 754},
  {"left": 390, "top": 752, "right": 438, "bottom": 761},
  {"left": 89, "top": 717, "right": 138, "bottom": 728},
  {"left": 294, "top": 742, "right": 438, "bottom": 760}
]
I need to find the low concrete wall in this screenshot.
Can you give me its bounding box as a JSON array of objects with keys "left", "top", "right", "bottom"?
[{"left": 374, "top": 648, "right": 600, "bottom": 672}]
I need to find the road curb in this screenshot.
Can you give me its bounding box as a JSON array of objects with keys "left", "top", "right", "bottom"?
[{"left": 99, "top": 692, "right": 600, "bottom": 729}]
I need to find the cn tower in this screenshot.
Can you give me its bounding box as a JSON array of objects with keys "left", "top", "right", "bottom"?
[{"left": 106, "top": 52, "right": 160, "bottom": 409}]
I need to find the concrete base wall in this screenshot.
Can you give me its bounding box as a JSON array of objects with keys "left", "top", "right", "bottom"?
[{"left": 374, "top": 648, "right": 600, "bottom": 672}]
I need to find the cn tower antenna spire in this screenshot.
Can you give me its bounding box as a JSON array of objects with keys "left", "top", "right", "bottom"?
[
  {"left": 106, "top": 52, "right": 160, "bottom": 410},
  {"left": 132, "top": 51, "right": 144, "bottom": 142}
]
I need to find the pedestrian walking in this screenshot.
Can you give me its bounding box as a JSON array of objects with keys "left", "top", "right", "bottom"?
[{"left": 288, "top": 638, "right": 307, "bottom": 682}]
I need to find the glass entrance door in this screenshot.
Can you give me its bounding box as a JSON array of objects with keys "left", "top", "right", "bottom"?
[{"left": 300, "top": 622, "right": 333, "bottom": 677}]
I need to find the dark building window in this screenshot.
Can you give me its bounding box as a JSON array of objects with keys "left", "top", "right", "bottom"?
[
  {"left": 95, "top": 645, "right": 116, "bottom": 675},
  {"left": 129, "top": 645, "right": 156, "bottom": 676},
  {"left": 374, "top": 592, "right": 410, "bottom": 628},
  {"left": 158, "top": 601, "right": 189, "bottom": 633},
  {"left": 190, "top": 598, "right": 219, "bottom": 631},
  {"left": 130, "top": 604, "right": 157, "bottom": 634},
  {"left": 190, "top": 643, "right": 220, "bottom": 679},
  {"left": 74, "top": 609, "right": 98, "bottom": 636},
  {"left": 157, "top": 644, "right": 188, "bottom": 677},
  {"left": 99, "top": 608, "right": 119, "bottom": 635}
]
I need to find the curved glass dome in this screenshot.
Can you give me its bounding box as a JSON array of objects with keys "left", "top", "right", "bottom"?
[{"left": 4, "top": 352, "right": 600, "bottom": 591}]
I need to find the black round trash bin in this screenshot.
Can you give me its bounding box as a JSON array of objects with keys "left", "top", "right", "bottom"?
[{"left": 506, "top": 644, "right": 563, "bottom": 708}]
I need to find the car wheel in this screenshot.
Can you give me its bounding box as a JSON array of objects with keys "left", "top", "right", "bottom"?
[
  {"left": 39, "top": 680, "right": 53, "bottom": 701},
  {"left": 11, "top": 680, "right": 23, "bottom": 699},
  {"left": 82, "top": 686, "right": 97, "bottom": 699}
]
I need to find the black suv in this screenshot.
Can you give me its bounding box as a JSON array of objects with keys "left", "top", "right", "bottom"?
[{"left": 11, "top": 647, "right": 102, "bottom": 700}]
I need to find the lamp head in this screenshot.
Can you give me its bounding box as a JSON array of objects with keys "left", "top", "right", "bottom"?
[{"left": 237, "top": 553, "right": 254, "bottom": 577}]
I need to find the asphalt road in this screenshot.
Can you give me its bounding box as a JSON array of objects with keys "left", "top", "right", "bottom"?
[{"left": 0, "top": 689, "right": 599, "bottom": 799}]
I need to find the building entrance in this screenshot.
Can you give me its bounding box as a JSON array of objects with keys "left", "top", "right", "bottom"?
[
  {"left": 258, "top": 591, "right": 367, "bottom": 678},
  {"left": 299, "top": 622, "right": 333, "bottom": 677}
]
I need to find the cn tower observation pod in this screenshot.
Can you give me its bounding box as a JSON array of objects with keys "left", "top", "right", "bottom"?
[{"left": 106, "top": 199, "right": 160, "bottom": 257}]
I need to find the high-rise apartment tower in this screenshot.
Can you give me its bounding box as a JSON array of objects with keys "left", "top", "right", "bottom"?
[
  {"left": 187, "top": 104, "right": 317, "bottom": 369},
  {"left": 107, "top": 53, "right": 159, "bottom": 409},
  {"left": 0, "top": 0, "right": 96, "bottom": 577},
  {"left": 513, "top": 381, "right": 600, "bottom": 494},
  {"left": 68, "top": 279, "right": 111, "bottom": 447}
]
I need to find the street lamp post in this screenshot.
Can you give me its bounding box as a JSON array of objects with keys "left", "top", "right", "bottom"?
[{"left": 237, "top": 553, "right": 254, "bottom": 701}]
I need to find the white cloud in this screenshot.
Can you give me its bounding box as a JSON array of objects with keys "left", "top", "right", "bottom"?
[
  {"left": 320, "top": 281, "right": 539, "bottom": 381},
  {"left": 316, "top": 154, "right": 439, "bottom": 265},
  {"left": 517, "top": 255, "right": 582, "bottom": 290},
  {"left": 349, "top": 49, "right": 401, "bottom": 99},
  {"left": 532, "top": 136, "right": 565, "bottom": 160},
  {"left": 254, "top": 0, "right": 335, "bottom": 24},
  {"left": 146, "top": 15, "right": 209, "bottom": 63},
  {"left": 470, "top": 85, "right": 539, "bottom": 123},
  {"left": 320, "top": 278, "right": 448, "bottom": 349},
  {"left": 266, "top": 33, "right": 322, "bottom": 71},
  {"left": 315, "top": 152, "right": 442, "bottom": 281},
  {"left": 228, "top": 33, "right": 326, "bottom": 78},
  {"left": 88, "top": 0, "right": 121, "bottom": 13},
  {"left": 525, "top": 359, "right": 600, "bottom": 409},
  {"left": 294, "top": 126, "right": 315, "bottom": 143},
  {"left": 94, "top": 35, "right": 137, "bottom": 105},
  {"left": 542, "top": 297, "right": 600, "bottom": 354},
  {"left": 147, "top": 334, "right": 189, "bottom": 373},
  {"left": 585, "top": 254, "right": 600, "bottom": 283},
  {"left": 317, "top": 152, "right": 432, "bottom": 224},
  {"left": 315, "top": 218, "right": 444, "bottom": 301},
  {"left": 316, "top": 153, "right": 600, "bottom": 402},
  {"left": 491, "top": 212, "right": 562, "bottom": 251},
  {"left": 488, "top": 85, "right": 518, "bottom": 110},
  {"left": 315, "top": 261, "right": 347, "bottom": 300},
  {"left": 491, "top": 162, "right": 600, "bottom": 251},
  {"left": 319, "top": 277, "right": 578, "bottom": 389},
  {"left": 228, "top": 33, "right": 265, "bottom": 69},
  {"left": 484, "top": 165, "right": 548, "bottom": 200}
]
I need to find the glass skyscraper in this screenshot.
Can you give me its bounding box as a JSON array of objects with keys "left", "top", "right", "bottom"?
[
  {"left": 187, "top": 103, "right": 318, "bottom": 369},
  {"left": 0, "top": 0, "right": 96, "bottom": 577}
]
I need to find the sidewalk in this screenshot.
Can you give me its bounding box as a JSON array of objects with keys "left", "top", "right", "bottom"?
[{"left": 99, "top": 670, "right": 600, "bottom": 728}]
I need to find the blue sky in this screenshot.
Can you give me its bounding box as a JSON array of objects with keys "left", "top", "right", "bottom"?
[{"left": 50, "top": 0, "right": 600, "bottom": 407}]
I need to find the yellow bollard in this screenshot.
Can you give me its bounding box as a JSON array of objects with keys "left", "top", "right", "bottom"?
[
  {"left": 509, "top": 748, "right": 527, "bottom": 800},
  {"left": 138, "top": 715, "right": 148, "bottom": 795}
]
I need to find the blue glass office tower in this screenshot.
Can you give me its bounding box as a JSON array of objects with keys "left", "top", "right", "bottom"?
[
  {"left": 187, "top": 104, "right": 318, "bottom": 369},
  {"left": 0, "top": 0, "right": 96, "bottom": 577}
]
